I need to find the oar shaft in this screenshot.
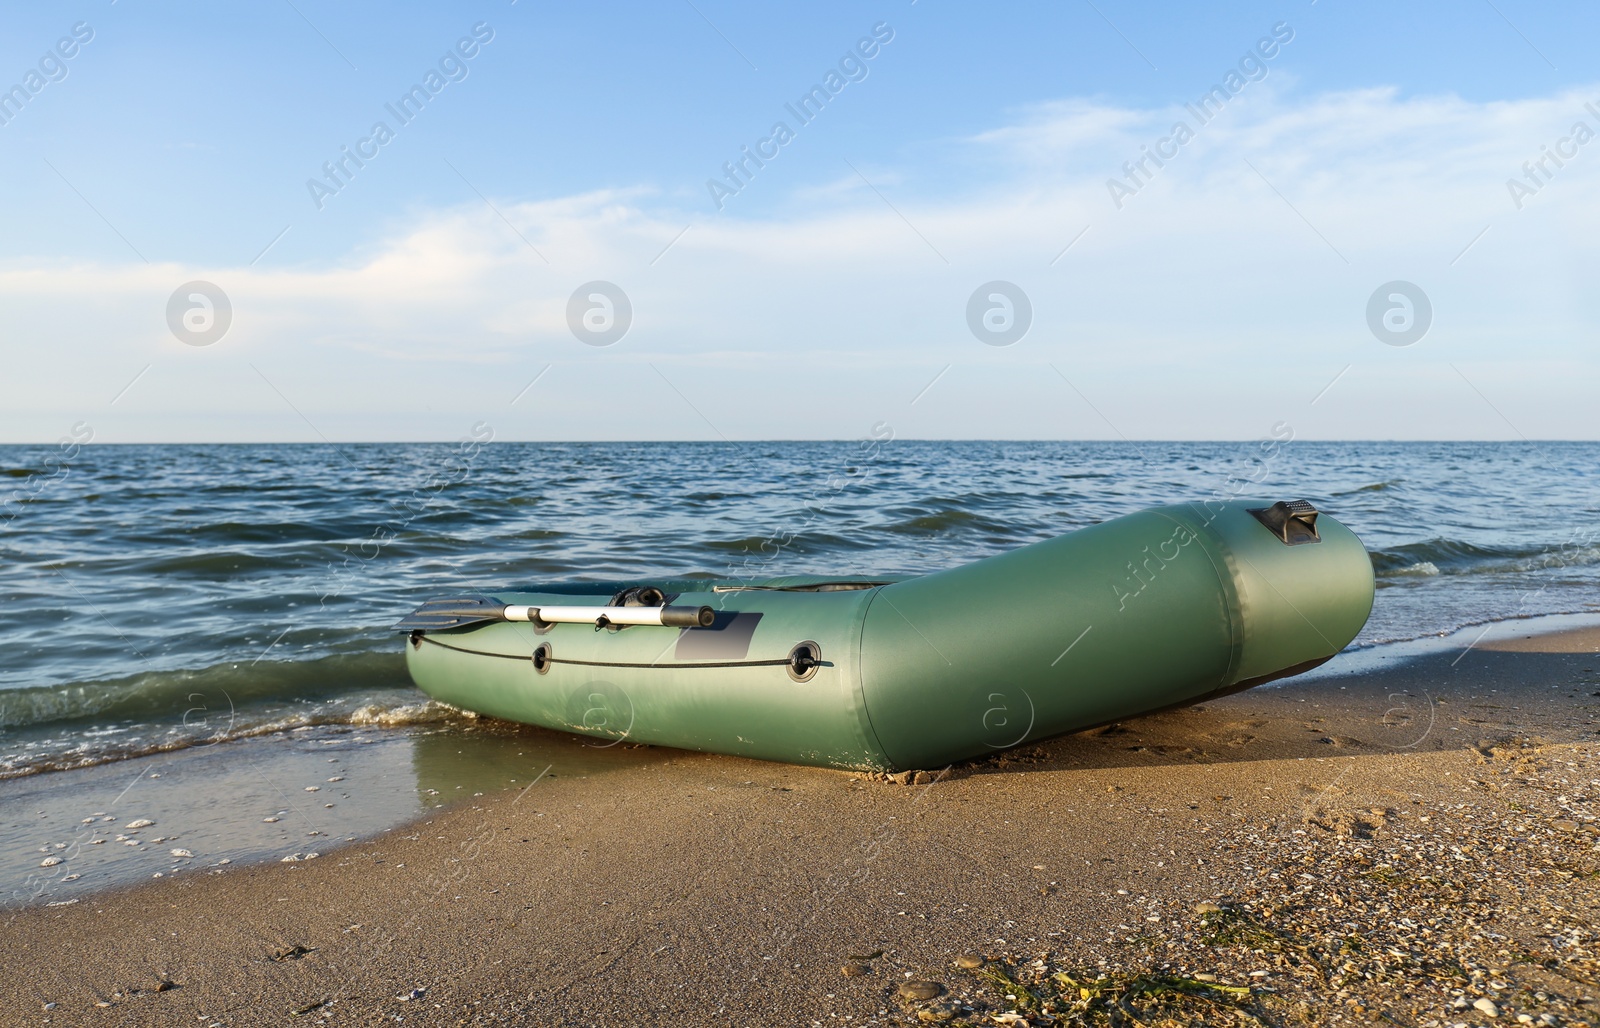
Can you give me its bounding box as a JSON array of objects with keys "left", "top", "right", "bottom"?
[{"left": 503, "top": 604, "right": 714, "bottom": 628}]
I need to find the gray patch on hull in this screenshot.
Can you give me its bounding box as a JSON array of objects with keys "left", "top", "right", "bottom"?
[{"left": 674, "top": 612, "right": 763, "bottom": 660}]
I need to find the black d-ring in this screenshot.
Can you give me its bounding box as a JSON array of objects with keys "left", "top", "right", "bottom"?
[
  {"left": 786, "top": 641, "right": 821, "bottom": 683},
  {"left": 532, "top": 642, "right": 553, "bottom": 674}
]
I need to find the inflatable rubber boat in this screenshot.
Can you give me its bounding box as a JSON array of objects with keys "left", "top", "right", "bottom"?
[{"left": 397, "top": 499, "right": 1373, "bottom": 772}]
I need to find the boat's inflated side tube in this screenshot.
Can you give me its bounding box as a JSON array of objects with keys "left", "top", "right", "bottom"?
[
  {"left": 855, "top": 500, "right": 1373, "bottom": 770},
  {"left": 399, "top": 500, "right": 1373, "bottom": 772},
  {"left": 404, "top": 582, "right": 893, "bottom": 769}
]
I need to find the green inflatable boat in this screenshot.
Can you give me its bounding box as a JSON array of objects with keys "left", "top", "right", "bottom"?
[{"left": 397, "top": 499, "right": 1373, "bottom": 772}]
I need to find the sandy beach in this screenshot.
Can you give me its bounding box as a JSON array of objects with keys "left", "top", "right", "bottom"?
[{"left": 4, "top": 624, "right": 1596, "bottom": 1028}]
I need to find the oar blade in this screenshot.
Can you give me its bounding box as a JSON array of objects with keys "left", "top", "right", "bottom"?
[{"left": 394, "top": 596, "right": 506, "bottom": 632}]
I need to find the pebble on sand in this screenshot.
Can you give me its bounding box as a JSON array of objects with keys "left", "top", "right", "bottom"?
[
  {"left": 1475, "top": 998, "right": 1501, "bottom": 1017},
  {"left": 898, "top": 981, "right": 945, "bottom": 1001},
  {"left": 840, "top": 964, "right": 871, "bottom": 977},
  {"left": 954, "top": 953, "right": 986, "bottom": 969}
]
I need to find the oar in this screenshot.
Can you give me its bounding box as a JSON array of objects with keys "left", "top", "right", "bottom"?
[{"left": 395, "top": 596, "right": 715, "bottom": 632}]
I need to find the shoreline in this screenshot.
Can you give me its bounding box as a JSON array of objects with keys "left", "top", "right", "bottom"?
[
  {"left": 0, "top": 714, "right": 668, "bottom": 911},
  {"left": 4, "top": 621, "right": 1597, "bottom": 1026}
]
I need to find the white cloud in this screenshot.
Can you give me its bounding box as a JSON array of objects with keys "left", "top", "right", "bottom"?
[{"left": 3, "top": 83, "right": 1597, "bottom": 440}]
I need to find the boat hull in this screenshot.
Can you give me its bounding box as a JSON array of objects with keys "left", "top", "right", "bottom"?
[{"left": 402, "top": 500, "right": 1374, "bottom": 771}]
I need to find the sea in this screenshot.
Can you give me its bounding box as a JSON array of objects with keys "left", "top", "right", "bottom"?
[{"left": 2, "top": 440, "right": 1597, "bottom": 902}]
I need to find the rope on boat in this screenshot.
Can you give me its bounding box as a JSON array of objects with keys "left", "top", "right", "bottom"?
[{"left": 413, "top": 633, "right": 817, "bottom": 672}]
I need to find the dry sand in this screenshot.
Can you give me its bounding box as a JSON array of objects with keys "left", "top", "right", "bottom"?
[{"left": 3, "top": 627, "right": 1597, "bottom": 1027}]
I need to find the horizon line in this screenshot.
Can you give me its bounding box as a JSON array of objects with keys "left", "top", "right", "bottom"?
[{"left": 0, "top": 438, "right": 1593, "bottom": 447}]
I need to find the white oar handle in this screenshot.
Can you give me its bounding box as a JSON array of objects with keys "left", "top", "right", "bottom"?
[{"left": 503, "top": 604, "right": 715, "bottom": 628}]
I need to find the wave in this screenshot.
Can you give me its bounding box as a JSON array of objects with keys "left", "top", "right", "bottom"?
[
  {"left": 883, "top": 509, "right": 1022, "bottom": 536},
  {"left": 1334, "top": 480, "right": 1400, "bottom": 495},
  {"left": 128, "top": 520, "right": 357, "bottom": 545},
  {"left": 0, "top": 696, "right": 469, "bottom": 780},
  {"left": 1370, "top": 537, "right": 1600, "bottom": 577},
  {"left": 0, "top": 650, "right": 476, "bottom": 779},
  {"left": 1370, "top": 537, "right": 1505, "bottom": 573},
  {"left": 1347, "top": 606, "right": 1600, "bottom": 650},
  {"left": 700, "top": 532, "right": 879, "bottom": 555},
  {"left": 0, "top": 650, "right": 410, "bottom": 732}
]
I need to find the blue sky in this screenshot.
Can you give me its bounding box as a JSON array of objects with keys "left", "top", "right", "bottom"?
[{"left": 2, "top": 0, "right": 1596, "bottom": 441}]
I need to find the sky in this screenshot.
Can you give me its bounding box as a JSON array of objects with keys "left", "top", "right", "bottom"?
[{"left": 1, "top": 0, "right": 1596, "bottom": 442}]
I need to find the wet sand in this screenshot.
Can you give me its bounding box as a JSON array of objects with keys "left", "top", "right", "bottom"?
[
  {"left": 3, "top": 624, "right": 1597, "bottom": 1027},
  {"left": 0, "top": 718, "right": 661, "bottom": 909}
]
